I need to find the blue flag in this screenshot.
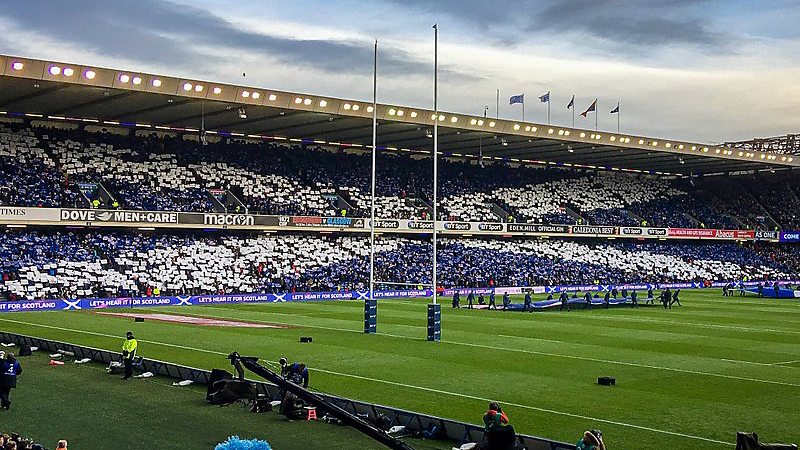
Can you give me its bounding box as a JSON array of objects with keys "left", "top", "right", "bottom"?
[
  {"left": 539, "top": 92, "right": 550, "bottom": 103},
  {"left": 509, "top": 94, "right": 524, "bottom": 105},
  {"left": 567, "top": 95, "right": 574, "bottom": 109},
  {"left": 610, "top": 103, "right": 620, "bottom": 114}
]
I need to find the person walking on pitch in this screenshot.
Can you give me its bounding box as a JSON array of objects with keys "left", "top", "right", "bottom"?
[{"left": 559, "top": 291, "right": 570, "bottom": 311}]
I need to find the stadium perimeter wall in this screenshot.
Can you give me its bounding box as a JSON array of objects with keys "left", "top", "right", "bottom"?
[
  {"left": 3, "top": 206, "right": 800, "bottom": 241},
  {"left": 0, "top": 331, "right": 575, "bottom": 450}
]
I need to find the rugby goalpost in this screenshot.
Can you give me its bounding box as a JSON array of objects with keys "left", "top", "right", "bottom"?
[{"left": 365, "top": 27, "right": 441, "bottom": 342}]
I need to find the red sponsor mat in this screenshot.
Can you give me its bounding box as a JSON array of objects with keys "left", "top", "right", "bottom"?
[{"left": 92, "top": 312, "right": 293, "bottom": 328}]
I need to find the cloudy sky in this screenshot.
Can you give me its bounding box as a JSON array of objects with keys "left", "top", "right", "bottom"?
[{"left": 1, "top": 0, "right": 798, "bottom": 143}]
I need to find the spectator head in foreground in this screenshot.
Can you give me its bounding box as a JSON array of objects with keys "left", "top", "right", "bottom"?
[
  {"left": 57, "top": 440, "right": 68, "bottom": 449},
  {"left": 576, "top": 429, "right": 606, "bottom": 450}
]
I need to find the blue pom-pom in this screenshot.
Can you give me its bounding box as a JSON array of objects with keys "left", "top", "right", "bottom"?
[{"left": 215, "top": 436, "right": 271, "bottom": 450}]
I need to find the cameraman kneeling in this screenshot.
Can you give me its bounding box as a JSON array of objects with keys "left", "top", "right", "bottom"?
[{"left": 576, "top": 429, "right": 606, "bottom": 450}]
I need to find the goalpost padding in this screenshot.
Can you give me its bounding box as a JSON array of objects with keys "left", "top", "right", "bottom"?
[{"left": 364, "top": 299, "right": 377, "bottom": 334}]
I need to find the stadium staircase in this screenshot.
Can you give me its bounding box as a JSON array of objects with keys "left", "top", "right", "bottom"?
[
  {"left": 682, "top": 212, "right": 703, "bottom": 227},
  {"left": 624, "top": 209, "right": 646, "bottom": 225},
  {"left": 489, "top": 202, "right": 510, "bottom": 222},
  {"left": 206, "top": 190, "right": 228, "bottom": 212},
  {"left": 409, "top": 197, "right": 433, "bottom": 219},
  {"left": 214, "top": 187, "right": 247, "bottom": 213},
  {"left": 724, "top": 213, "right": 749, "bottom": 230},
  {"left": 563, "top": 206, "right": 587, "bottom": 225},
  {"left": 333, "top": 188, "right": 358, "bottom": 215},
  {"left": 750, "top": 196, "right": 782, "bottom": 230}
]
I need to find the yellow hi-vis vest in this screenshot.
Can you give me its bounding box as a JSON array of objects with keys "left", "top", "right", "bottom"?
[{"left": 122, "top": 338, "right": 138, "bottom": 359}]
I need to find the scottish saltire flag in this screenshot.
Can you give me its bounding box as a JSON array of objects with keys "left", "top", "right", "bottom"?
[
  {"left": 539, "top": 92, "right": 550, "bottom": 103},
  {"left": 509, "top": 94, "right": 524, "bottom": 105},
  {"left": 610, "top": 103, "right": 620, "bottom": 114},
  {"left": 581, "top": 99, "right": 597, "bottom": 117},
  {"left": 567, "top": 95, "right": 574, "bottom": 109}
]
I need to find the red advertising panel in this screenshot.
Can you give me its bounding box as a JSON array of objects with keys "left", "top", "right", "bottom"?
[
  {"left": 668, "top": 228, "right": 715, "bottom": 238},
  {"left": 668, "top": 228, "right": 754, "bottom": 239}
]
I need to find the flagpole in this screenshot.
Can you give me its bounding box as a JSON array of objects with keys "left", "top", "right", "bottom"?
[
  {"left": 617, "top": 106, "right": 620, "bottom": 133},
  {"left": 547, "top": 91, "right": 551, "bottom": 125},
  {"left": 522, "top": 99, "right": 525, "bottom": 122},
  {"left": 432, "top": 23, "right": 439, "bottom": 306},
  {"left": 595, "top": 100, "right": 598, "bottom": 131},
  {"left": 572, "top": 99, "right": 575, "bottom": 127},
  {"left": 369, "top": 39, "right": 377, "bottom": 307},
  {"left": 496, "top": 89, "right": 499, "bottom": 119}
]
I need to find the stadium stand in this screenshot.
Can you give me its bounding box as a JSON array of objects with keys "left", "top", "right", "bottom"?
[
  {"left": 0, "top": 229, "right": 795, "bottom": 301},
  {"left": 1, "top": 123, "right": 800, "bottom": 229}
]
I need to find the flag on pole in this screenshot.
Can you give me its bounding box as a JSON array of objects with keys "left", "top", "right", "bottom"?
[
  {"left": 610, "top": 103, "right": 620, "bottom": 114},
  {"left": 580, "top": 99, "right": 597, "bottom": 117},
  {"left": 539, "top": 91, "right": 550, "bottom": 103},
  {"left": 509, "top": 94, "right": 524, "bottom": 105},
  {"left": 567, "top": 95, "right": 574, "bottom": 109}
]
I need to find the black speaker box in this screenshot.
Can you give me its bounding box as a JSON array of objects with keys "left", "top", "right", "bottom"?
[{"left": 598, "top": 376, "right": 616, "bottom": 386}]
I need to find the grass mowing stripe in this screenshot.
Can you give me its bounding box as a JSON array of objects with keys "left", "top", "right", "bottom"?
[
  {"left": 304, "top": 365, "right": 733, "bottom": 447},
  {"left": 144, "top": 308, "right": 800, "bottom": 387},
  {"left": 0, "top": 316, "right": 732, "bottom": 447},
  {"left": 552, "top": 314, "right": 800, "bottom": 335},
  {"left": 252, "top": 299, "right": 800, "bottom": 336}
]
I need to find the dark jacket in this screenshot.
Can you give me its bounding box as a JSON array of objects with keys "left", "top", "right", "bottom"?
[{"left": 0, "top": 356, "right": 22, "bottom": 388}]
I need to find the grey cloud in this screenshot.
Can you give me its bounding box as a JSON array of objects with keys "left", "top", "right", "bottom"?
[
  {"left": 0, "top": 0, "right": 478, "bottom": 81},
  {"left": 383, "top": 0, "right": 726, "bottom": 48}
]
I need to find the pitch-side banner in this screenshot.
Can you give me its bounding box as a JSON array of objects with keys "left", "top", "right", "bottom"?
[
  {"left": 668, "top": 228, "right": 755, "bottom": 239},
  {"left": 755, "top": 230, "right": 780, "bottom": 240},
  {"left": 0, "top": 290, "right": 431, "bottom": 313},
  {"left": 3, "top": 207, "right": 800, "bottom": 242},
  {"left": 570, "top": 225, "right": 617, "bottom": 236},
  {"left": 3, "top": 281, "right": 799, "bottom": 313},
  {"left": 0, "top": 206, "right": 60, "bottom": 222},
  {"left": 780, "top": 231, "right": 800, "bottom": 242},
  {"left": 619, "top": 227, "right": 668, "bottom": 237}
]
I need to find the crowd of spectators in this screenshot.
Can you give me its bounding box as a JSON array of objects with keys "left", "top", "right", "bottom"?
[
  {"left": 0, "top": 433, "right": 63, "bottom": 450},
  {"left": 1, "top": 229, "right": 795, "bottom": 302},
  {"left": 1, "top": 123, "right": 799, "bottom": 230}
]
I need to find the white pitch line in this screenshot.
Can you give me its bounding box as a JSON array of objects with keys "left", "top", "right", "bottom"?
[
  {"left": 0, "top": 316, "right": 732, "bottom": 447},
  {"left": 144, "top": 308, "right": 800, "bottom": 386},
  {"left": 718, "top": 358, "right": 775, "bottom": 367},
  {"left": 498, "top": 334, "right": 564, "bottom": 344},
  {"left": 771, "top": 360, "right": 800, "bottom": 366}
]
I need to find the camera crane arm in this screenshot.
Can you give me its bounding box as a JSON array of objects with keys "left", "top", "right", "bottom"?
[{"left": 227, "top": 352, "right": 417, "bottom": 450}]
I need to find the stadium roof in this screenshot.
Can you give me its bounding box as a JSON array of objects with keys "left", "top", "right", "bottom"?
[{"left": 0, "top": 54, "right": 797, "bottom": 176}]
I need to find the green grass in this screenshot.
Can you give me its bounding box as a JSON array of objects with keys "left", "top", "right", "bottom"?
[
  {"left": 2, "top": 352, "right": 448, "bottom": 450},
  {"left": 1, "top": 290, "right": 798, "bottom": 450}
]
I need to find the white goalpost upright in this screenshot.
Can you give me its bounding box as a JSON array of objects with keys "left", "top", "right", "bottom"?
[
  {"left": 365, "top": 40, "right": 378, "bottom": 334},
  {"left": 428, "top": 23, "right": 442, "bottom": 341}
]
